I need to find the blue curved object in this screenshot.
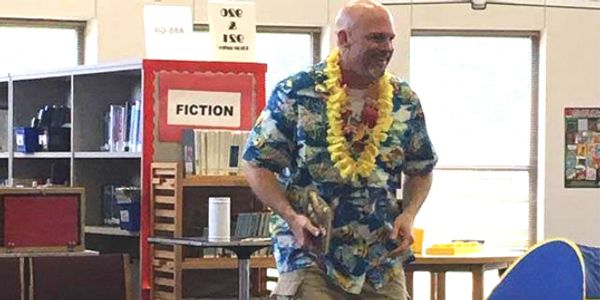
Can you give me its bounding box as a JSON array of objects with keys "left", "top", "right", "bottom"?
[
  {"left": 580, "top": 244, "right": 600, "bottom": 299},
  {"left": 488, "top": 239, "right": 585, "bottom": 300}
]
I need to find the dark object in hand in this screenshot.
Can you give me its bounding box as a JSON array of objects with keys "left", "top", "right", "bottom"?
[{"left": 306, "top": 188, "right": 333, "bottom": 256}]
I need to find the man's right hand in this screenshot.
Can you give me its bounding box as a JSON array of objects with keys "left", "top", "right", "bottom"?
[{"left": 288, "top": 214, "right": 322, "bottom": 249}]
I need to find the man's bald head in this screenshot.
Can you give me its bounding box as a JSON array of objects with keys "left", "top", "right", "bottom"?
[
  {"left": 335, "top": 0, "right": 392, "bottom": 34},
  {"left": 333, "top": 0, "right": 396, "bottom": 88}
]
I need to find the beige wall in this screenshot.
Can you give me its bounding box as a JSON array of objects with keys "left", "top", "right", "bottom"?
[
  {"left": 0, "top": 0, "right": 94, "bottom": 20},
  {"left": 194, "top": 0, "right": 327, "bottom": 26},
  {"left": 0, "top": 0, "right": 329, "bottom": 63},
  {"left": 1, "top": 0, "right": 599, "bottom": 245},
  {"left": 99, "top": 0, "right": 329, "bottom": 63},
  {"left": 543, "top": 7, "right": 600, "bottom": 245}
]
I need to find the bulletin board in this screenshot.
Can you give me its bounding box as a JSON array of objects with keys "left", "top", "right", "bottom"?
[{"left": 564, "top": 107, "right": 600, "bottom": 188}]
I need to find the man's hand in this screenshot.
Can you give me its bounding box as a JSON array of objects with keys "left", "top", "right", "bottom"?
[
  {"left": 289, "top": 214, "right": 322, "bottom": 249},
  {"left": 244, "top": 165, "right": 322, "bottom": 249},
  {"left": 388, "top": 212, "right": 415, "bottom": 258}
]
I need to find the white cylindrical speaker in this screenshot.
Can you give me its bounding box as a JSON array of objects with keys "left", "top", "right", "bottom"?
[{"left": 208, "top": 197, "right": 231, "bottom": 242}]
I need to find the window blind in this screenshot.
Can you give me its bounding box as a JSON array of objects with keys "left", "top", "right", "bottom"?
[
  {"left": 0, "top": 20, "right": 83, "bottom": 74},
  {"left": 409, "top": 33, "right": 538, "bottom": 251}
]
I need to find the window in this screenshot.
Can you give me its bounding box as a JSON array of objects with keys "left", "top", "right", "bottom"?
[
  {"left": 409, "top": 33, "right": 538, "bottom": 250},
  {"left": 409, "top": 33, "right": 538, "bottom": 299},
  {"left": 193, "top": 26, "right": 320, "bottom": 93},
  {"left": 0, "top": 20, "right": 84, "bottom": 74}
]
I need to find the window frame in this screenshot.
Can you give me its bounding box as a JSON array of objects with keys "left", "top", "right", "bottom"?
[
  {"left": 410, "top": 30, "right": 540, "bottom": 247},
  {"left": 193, "top": 24, "right": 321, "bottom": 65},
  {"left": 0, "top": 18, "right": 86, "bottom": 66}
]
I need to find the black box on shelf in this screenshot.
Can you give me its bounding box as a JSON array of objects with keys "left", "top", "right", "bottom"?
[
  {"left": 39, "top": 127, "right": 71, "bottom": 151},
  {"left": 102, "top": 185, "right": 120, "bottom": 226}
]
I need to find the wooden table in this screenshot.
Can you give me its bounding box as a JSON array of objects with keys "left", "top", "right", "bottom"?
[
  {"left": 0, "top": 249, "right": 99, "bottom": 258},
  {"left": 405, "top": 253, "right": 520, "bottom": 300}
]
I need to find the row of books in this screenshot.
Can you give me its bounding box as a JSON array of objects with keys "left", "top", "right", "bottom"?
[
  {"left": 200, "top": 244, "right": 274, "bottom": 258},
  {"left": 103, "top": 100, "right": 142, "bottom": 152},
  {"left": 235, "top": 211, "right": 271, "bottom": 238},
  {"left": 200, "top": 211, "right": 273, "bottom": 258},
  {"left": 182, "top": 129, "right": 251, "bottom": 176}
]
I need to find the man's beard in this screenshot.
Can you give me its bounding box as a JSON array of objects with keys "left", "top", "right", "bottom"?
[
  {"left": 365, "top": 62, "right": 387, "bottom": 81},
  {"left": 367, "top": 65, "right": 386, "bottom": 79},
  {"left": 365, "top": 52, "right": 390, "bottom": 80}
]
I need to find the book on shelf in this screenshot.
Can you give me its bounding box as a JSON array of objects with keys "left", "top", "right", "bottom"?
[
  {"left": 235, "top": 211, "right": 271, "bottom": 239},
  {"left": 124, "top": 101, "right": 131, "bottom": 151},
  {"left": 129, "top": 100, "right": 142, "bottom": 152},
  {"left": 229, "top": 131, "right": 250, "bottom": 175},
  {"left": 218, "top": 130, "right": 232, "bottom": 175},
  {"left": 103, "top": 100, "right": 141, "bottom": 152},
  {"left": 197, "top": 212, "right": 273, "bottom": 259},
  {"left": 108, "top": 105, "right": 125, "bottom": 152},
  {"left": 181, "top": 129, "right": 251, "bottom": 176},
  {"left": 195, "top": 129, "right": 206, "bottom": 176},
  {"left": 206, "top": 130, "right": 221, "bottom": 175},
  {"left": 234, "top": 212, "right": 246, "bottom": 238},
  {"left": 182, "top": 129, "right": 196, "bottom": 176},
  {"left": 102, "top": 185, "right": 119, "bottom": 225}
]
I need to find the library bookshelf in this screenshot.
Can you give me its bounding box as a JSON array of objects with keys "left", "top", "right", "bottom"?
[{"left": 149, "top": 162, "right": 274, "bottom": 300}]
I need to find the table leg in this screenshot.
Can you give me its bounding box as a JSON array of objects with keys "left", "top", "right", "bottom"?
[
  {"left": 406, "top": 270, "right": 414, "bottom": 299},
  {"left": 498, "top": 264, "right": 509, "bottom": 277},
  {"left": 239, "top": 258, "right": 250, "bottom": 300},
  {"left": 472, "top": 267, "right": 484, "bottom": 300},
  {"left": 437, "top": 272, "right": 446, "bottom": 300},
  {"left": 430, "top": 272, "right": 438, "bottom": 300}
]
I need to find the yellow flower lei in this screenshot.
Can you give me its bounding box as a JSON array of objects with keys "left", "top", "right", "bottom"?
[{"left": 324, "top": 48, "right": 394, "bottom": 181}]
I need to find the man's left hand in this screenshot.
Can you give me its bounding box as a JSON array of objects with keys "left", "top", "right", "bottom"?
[{"left": 388, "top": 212, "right": 415, "bottom": 258}]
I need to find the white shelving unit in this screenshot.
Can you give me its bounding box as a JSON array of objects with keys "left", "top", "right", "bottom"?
[
  {"left": 74, "top": 151, "right": 141, "bottom": 159},
  {"left": 85, "top": 225, "right": 140, "bottom": 237},
  {"left": 13, "top": 152, "right": 71, "bottom": 159},
  {"left": 0, "top": 62, "right": 143, "bottom": 240}
]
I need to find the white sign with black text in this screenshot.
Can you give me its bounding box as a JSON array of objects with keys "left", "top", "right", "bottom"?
[
  {"left": 143, "top": 5, "right": 200, "bottom": 60},
  {"left": 167, "top": 90, "right": 241, "bottom": 127},
  {"left": 208, "top": 1, "right": 256, "bottom": 62}
]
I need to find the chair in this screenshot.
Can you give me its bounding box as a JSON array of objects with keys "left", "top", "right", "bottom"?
[
  {"left": 488, "top": 239, "right": 597, "bottom": 300},
  {"left": 0, "top": 257, "right": 24, "bottom": 300},
  {"left": 29, "top": 254, "right": 130, "bottom": 300}
]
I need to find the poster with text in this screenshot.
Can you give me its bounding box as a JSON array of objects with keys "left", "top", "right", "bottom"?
[
  {"left": 158, "top": 70, "right": 257, "bottom": 142},
  {"left": 565, "top": 107, "right": 600, "bottom": 188},
  {"left": 143, "top": 5, "right": 201, "bottom": 60},
  {"left": 208, "top": 1, "right": 256, "bottom": 62}
]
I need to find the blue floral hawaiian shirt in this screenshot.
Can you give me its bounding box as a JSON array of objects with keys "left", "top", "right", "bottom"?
[{"left": 243, "top": 61, "right": 438, "bottom": 294}]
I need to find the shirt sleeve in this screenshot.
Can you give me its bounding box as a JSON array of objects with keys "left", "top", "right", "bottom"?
[
  {"left": 242, "top": 80, "right": 297, "bottom": 174},
  {"left": 402, "top": 85, "right": 438, "bottom": 176}
]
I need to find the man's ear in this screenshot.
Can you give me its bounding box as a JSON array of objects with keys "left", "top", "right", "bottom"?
[{"left": 337, "top": 30, "right": 350, "bottom": 48}]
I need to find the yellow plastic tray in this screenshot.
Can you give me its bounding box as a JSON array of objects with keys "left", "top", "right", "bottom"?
[{"left": 425, "top": 242, "right": 483, "bottom": 255}]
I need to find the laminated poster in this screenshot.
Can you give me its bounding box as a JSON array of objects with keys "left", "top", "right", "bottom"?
[{"left": 564, "top": 107, "right": 600, "bottom": 188}]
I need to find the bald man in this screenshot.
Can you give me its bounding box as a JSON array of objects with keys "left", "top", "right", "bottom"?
[{"left": 243, "top": 1, "right": 437, "bottom": 299}]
